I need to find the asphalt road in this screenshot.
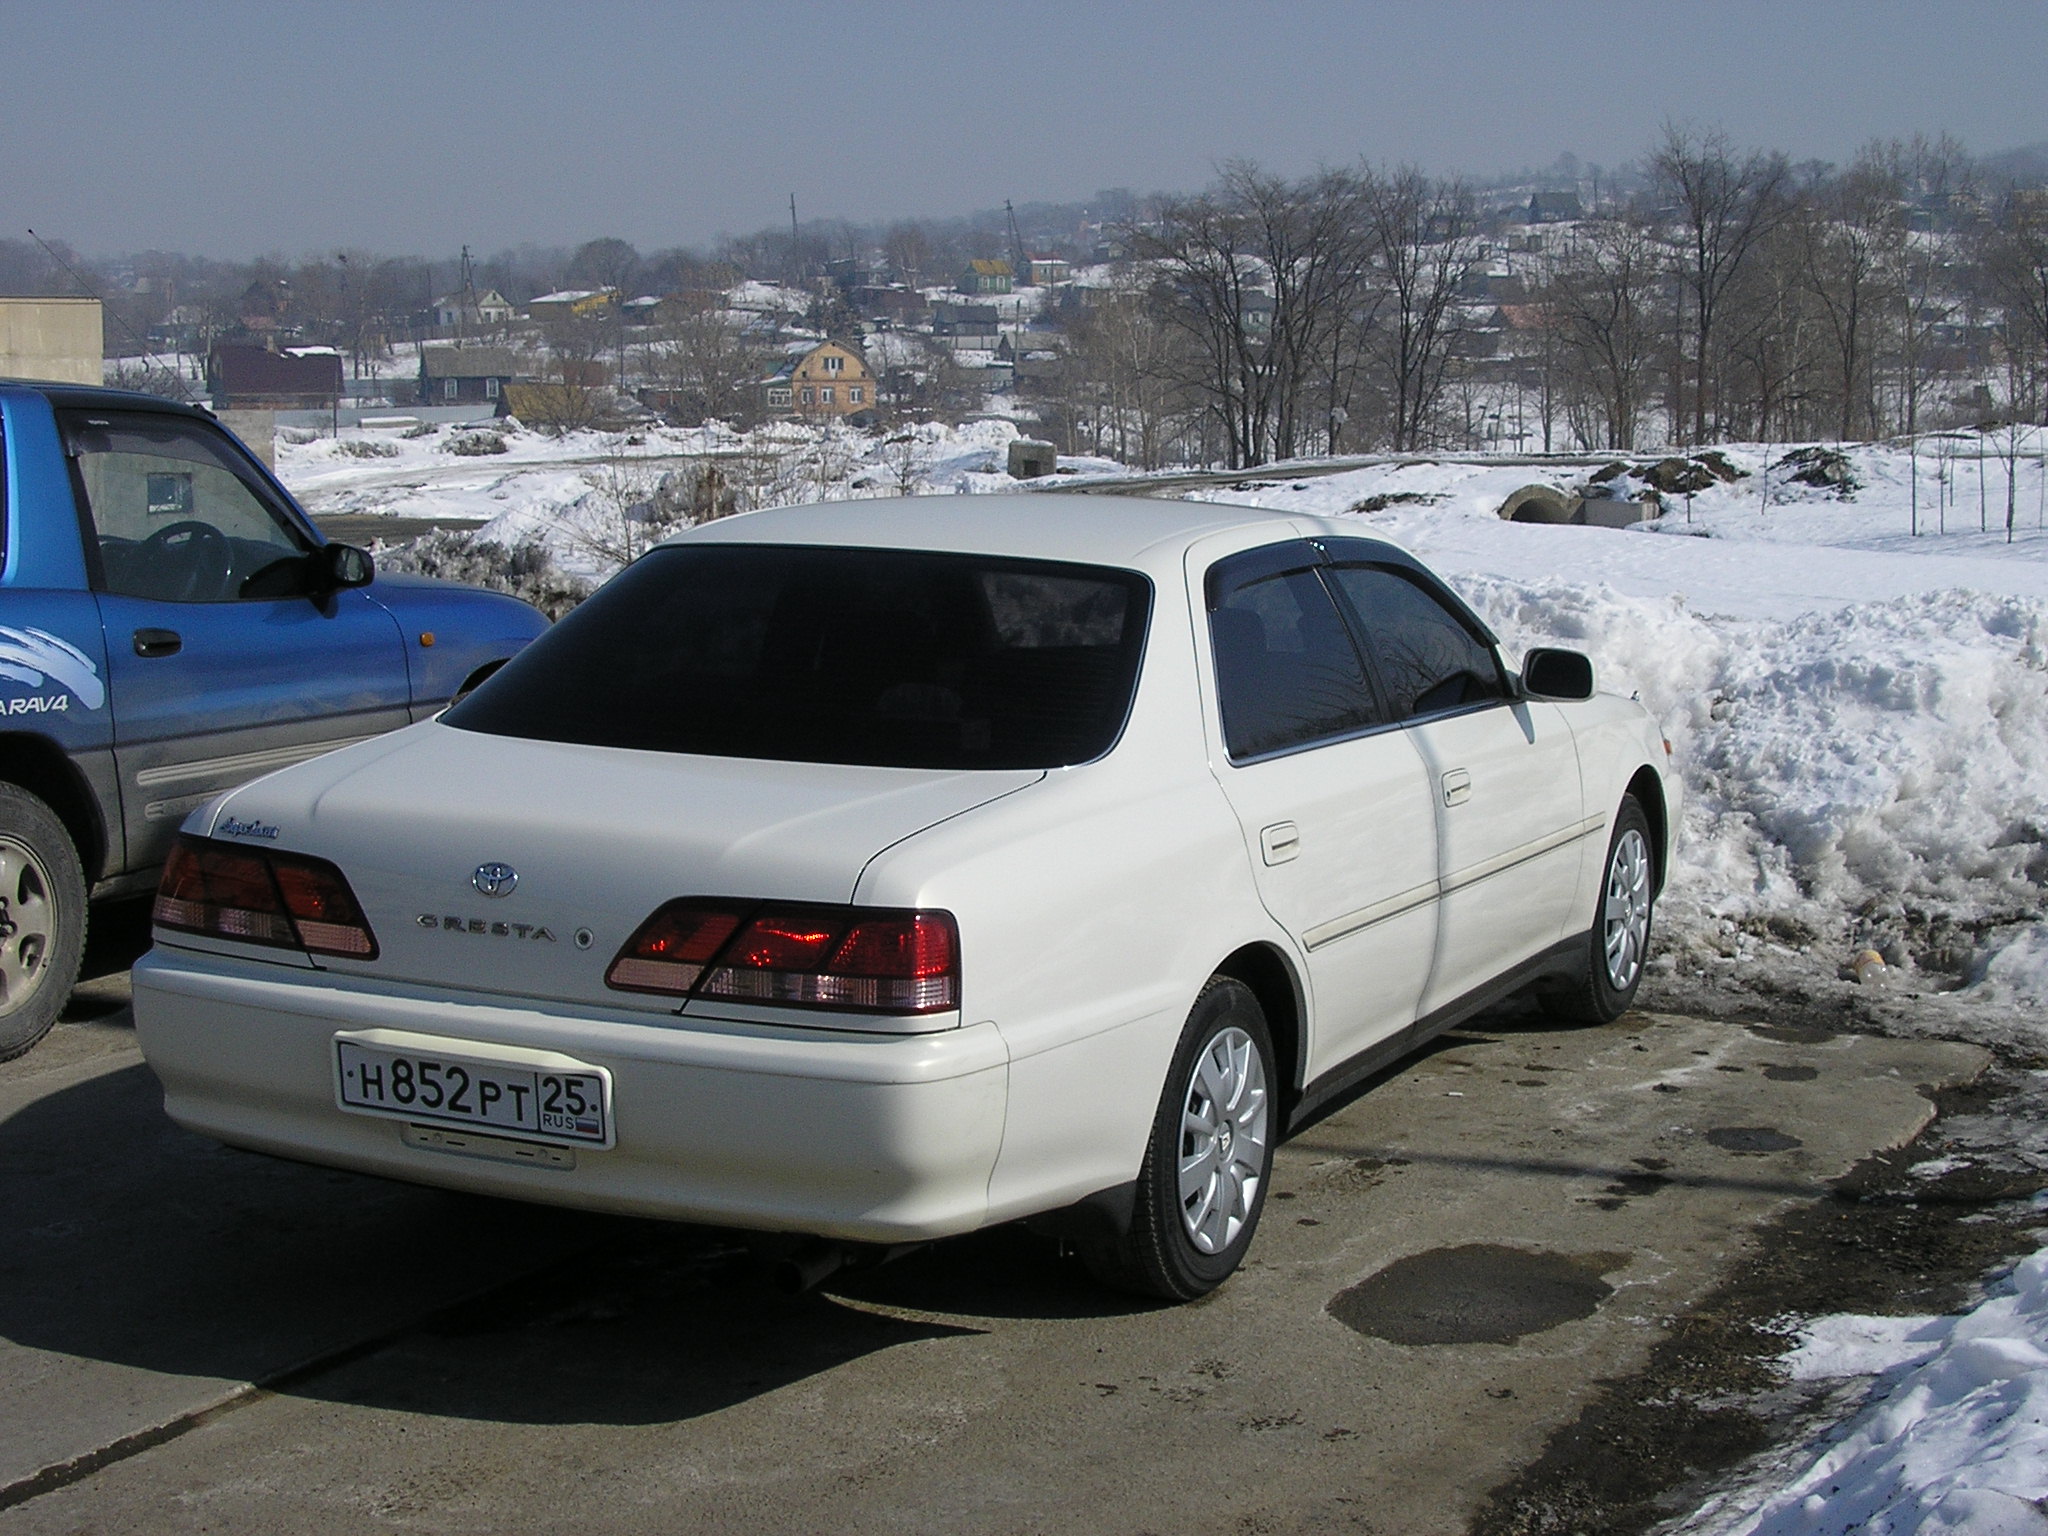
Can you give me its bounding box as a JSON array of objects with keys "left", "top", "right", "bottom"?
[{"left": 0, "top": 920, "right": 1989, "bottom": 1535}]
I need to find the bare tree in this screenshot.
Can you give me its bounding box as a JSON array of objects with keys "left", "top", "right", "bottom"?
[
  {"left": 1546, "top": 215, "right": 1662, "bottom": 449},
  {"left": 1133, "top": 162, "right": 1377, "bottom": 466},
  {"left": 1653, "top": 126, "right": 1791, "bottom": 442},
  {"left": 1361, "top": 167, "right": 1479, "bottom": 453},
  {"left": 1794, "top": 153, "right": 1907, "bottom": 439},
  {"left": 649, "top": 292, "right": 772, "bottom": 427}
]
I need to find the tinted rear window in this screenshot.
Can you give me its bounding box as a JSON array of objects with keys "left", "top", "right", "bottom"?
[{"left": 445, "top": 544, "right": 1152, "bottom": 769}]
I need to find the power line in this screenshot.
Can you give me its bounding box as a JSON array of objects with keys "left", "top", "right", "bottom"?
[{"left": 24, "top": 228, "right": 196, "bottom": 401}]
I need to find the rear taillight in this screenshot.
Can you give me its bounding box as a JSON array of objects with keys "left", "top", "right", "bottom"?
[
  {"left": 155, "top": 834, "right": 379, "bottom": 960},
  {"left": 606, "top": 899, "right": 959, "bottom": 1015}
]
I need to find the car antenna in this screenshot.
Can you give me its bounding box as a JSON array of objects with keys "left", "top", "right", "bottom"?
[{"left": 24, "top": 228, "right": 198, "bottom": 403}]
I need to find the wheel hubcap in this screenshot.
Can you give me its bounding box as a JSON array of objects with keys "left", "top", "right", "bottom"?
[
  {"left": 1603, "top": 828, "right": 1651, "bottom": 993},
  {"left": 1176, "top": 1026, "right": 1269, "bottom": 1255},
  {"left": 0, "top": 836, "right": 56, "bottom": 1019}
]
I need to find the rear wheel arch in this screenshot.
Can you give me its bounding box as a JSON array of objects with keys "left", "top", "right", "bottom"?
[
  {"left": 1213, "top": 942, "right": 1304, "bottom": 1122},
  {"left": 0, "top": 735, "right": 107, "bottom": 883}
]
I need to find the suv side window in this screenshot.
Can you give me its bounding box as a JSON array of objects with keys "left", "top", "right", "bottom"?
[
  {"left": 1323, "top": 563, "right": 1506, "bottom": 720},
  {"left": 1207, "top": 545, "right": 1383, "bottom": 760},
  {"left": 62, "top": 411, "right": 315, "bottom": 603}
]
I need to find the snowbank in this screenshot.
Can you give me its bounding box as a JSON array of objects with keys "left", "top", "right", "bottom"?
[{"left": 1681, "top": 1248, "right": 2048, "bottom": 1535}]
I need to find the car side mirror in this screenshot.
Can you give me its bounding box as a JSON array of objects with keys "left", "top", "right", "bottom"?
[
  {"left": 321, "top": 543, "right": 375, "bottom": 591},
  {"left": 1521, "top": 647, "right": 1594, "bottom": 701}
]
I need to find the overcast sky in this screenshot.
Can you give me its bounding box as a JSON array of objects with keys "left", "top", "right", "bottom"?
[{"left": 3, "top": 0, "right": 2043, "bottom": 261}]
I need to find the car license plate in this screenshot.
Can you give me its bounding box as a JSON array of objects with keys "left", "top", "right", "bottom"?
[{"left": 335, "top": 1036, "right": 612, "bottom": 1147}]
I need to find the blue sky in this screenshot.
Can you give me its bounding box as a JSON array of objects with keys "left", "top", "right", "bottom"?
[{"left": 2, "top": 0, "right": 2043, "bottom": 258}]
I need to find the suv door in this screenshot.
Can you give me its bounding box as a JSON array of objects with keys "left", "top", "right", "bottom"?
[
  {"left": 62, "top": 410, "right": 413, "bottom": 871},
  {"left": 1201, "top": 541, "right": 1439, "bottom": 1074},
  {"left": 1319, "top": 547, "right": 1589, "bottom": 1013}
]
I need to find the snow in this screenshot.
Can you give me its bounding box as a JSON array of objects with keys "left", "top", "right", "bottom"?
[{"left": 1677, "top": 1252, "right": 2048, "bottom": 1535}]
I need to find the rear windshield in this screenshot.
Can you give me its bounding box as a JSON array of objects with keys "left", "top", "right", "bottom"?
[{"left": 445, "top": 544, "right": 1152, "bottom": 769}]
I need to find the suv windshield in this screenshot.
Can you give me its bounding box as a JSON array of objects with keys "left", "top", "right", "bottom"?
[{"left": 445, "top": 544, "right": 1152, "bottom": 770}]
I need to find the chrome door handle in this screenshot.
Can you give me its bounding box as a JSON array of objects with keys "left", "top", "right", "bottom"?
[
  {"left": 133, "top": 627, "right": 183, "bottom": 658},
  {"left": 1441, "top": 769, "right": 1471, "bottom": 807},
  {"left": 1259, "top": 822, "right": 1300, "bottom": 865}
]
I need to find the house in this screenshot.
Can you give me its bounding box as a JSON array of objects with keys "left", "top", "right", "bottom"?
[
  {"left": 432, "top": 288, "right": 513, "bottom": 329},
  {"left": 526, "top": 288, "right": 618, "bottom": 322},
  {"left": 957, "top": 259, "right": 1014, "bottom": 296},
  {"left": 207, "top": 343, "right": 342, "bottom": 410},
  {"left": 1523, "top": 191, "right": 1584, "bottom": 224},
  {"left": 762, "top": 340, "right": 876, "bottom": 419},
  {"left": 237, "top": 279, "right": 289, "bottom": 335},
  {"left": 418, "top": 345, "right": 523, "bottom": 406},
  {"left": 1020, "top": 256, "right": 1072, "bottom": 286},
  {"left": 931, "top": 301, "right": 1001, "bottom": 351}
]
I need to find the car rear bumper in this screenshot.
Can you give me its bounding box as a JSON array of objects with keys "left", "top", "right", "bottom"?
[{"left": 132, "top": 945, "right": 1010, "bottom": 1243}]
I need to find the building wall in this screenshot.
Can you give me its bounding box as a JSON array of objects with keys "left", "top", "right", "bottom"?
[
  {"left": 787, "top": 343, "right": 875, "bottom": 417},
  {"left": 0, "top": 297, "right": 103, "bottom": 384}
]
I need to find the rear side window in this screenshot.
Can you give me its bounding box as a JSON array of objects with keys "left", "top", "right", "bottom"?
[
  {"left": 1208, "top": 549, "right": 1382, "bottom": 760},
  {"left": 1324, "top": 564, "right": 1506, "bottom": 719},
  {"left": 445, "top": 544, "right": 1151, "bottom": 770}
]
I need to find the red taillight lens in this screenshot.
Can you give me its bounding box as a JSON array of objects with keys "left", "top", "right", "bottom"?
[
  {"left": 154, "top": 835, "right": 379, "bottom": 959},
  {"left": 606, "top": 899, "right": 960, "bottom": 1015},
  {"left": 604, "top": 902, "right": 742, "bottom": 994}
]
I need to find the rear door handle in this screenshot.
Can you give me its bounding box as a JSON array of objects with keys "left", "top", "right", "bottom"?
[
  {"left": 133, "top": 627, "right": 183, "bottom": 658},
  {"left": 1441, "top": 769, "right": 1471, "bottom": 807},
  {"left": 1259, "top": 822, "right": 1300, "bottom": 865}
]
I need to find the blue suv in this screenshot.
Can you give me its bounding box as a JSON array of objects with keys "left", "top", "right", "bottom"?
[{"left": 0, "top": 381, "right": 549, "bottom": 1057}]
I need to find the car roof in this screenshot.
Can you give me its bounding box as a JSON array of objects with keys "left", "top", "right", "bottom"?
[
  {"left": 0, "top": 378, "right": 213, "bottom": 420},
  {"left": 670, "top": 493, "right": 1417, "bottom": 575}
]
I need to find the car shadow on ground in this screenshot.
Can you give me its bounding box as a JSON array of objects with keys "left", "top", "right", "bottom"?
[
  {"left": 58, "top": 896, "right": 156, "bottom": 1025},
  {"left": 0, "top": 1060, "right": 1149, "bottom": 1434}
]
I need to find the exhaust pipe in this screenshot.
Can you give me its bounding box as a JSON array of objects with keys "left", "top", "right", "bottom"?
[
  {"left": 772, "top": 1239, "right": 930, "bottom": 1295},
  {"left": 776, "top": 1240, "right": 850, "bottom": 1294}
]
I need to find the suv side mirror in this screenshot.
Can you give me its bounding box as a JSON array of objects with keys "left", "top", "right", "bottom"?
[
  {"left": 1521, "top": 647, "right": 1594, "bottom": 701},
  {"left": 321, "top": 543, "right": 375, "bottom": 591}
]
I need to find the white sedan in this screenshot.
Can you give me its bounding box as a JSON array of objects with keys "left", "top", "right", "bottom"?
[{"left": 133, "top": 496, "right": 1676, "bottom": 1300}]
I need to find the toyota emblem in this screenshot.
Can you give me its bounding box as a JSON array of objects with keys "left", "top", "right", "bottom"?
[{"left": 472, "top": 862, "right": 519, "bottom": 898}]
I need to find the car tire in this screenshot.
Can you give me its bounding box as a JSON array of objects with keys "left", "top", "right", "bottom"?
[
  {"left": 1543, "top": 795, "right": 1655, "bottom": 1025},
  {"left": 0, "top": 784, "right": 87, "bottom": 1063},
  {"left": 1080, "top": 976, "right": 1276, "bottom": 1302}
]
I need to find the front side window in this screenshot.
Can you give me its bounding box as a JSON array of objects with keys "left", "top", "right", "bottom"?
[
  {"left": 62, "top": 411, "right": 315, "bottom": 603},
  {"left": 446, "top": 545, "right": 1152, "bottom": 770},
  {"left": 1324, "top": 564, "right": 1506, "bottom": 719},
  {"left": 443, "top": 377, "right": 457, "bottom": 399},
  {"left": 820, "top": 386, "right": 834, "bottom": 404},
  {"left": 849, "top": 386, "right": 864, "bottom": 404},
  {"left": 1207, "top": 546, "right": 1382, "bottom": 760}
]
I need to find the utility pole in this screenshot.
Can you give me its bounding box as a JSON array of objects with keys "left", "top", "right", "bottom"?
[
  {"left": 789, "top": 195, "right": 802, "bottom": 284},
  {"left": 457, "top": 244, "right": 477, "bottom": 345},
  {"left": 1005, "top": 200, "right": 1028, "bottom": 285}
]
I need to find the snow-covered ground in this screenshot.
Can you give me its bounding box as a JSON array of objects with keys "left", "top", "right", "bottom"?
[
  {"left": 273, "top": 422, "right": 2048, "bottom": 1535},
  {"left": 1674, "top": 1240, "right": 2048, "bottom": 1535}
]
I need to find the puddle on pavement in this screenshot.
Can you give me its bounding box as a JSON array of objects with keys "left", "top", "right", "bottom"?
[
  {"left": 1764, "top": 1064, "right": 1820, "bottom": 1082},
  {"left": 1327, "top": 1244, "right": 1626, "bottom": 1345},
  {"left": 1707, "top": 1126, "right": 1805, "bottom": 1153},
  {"left": 1746, "top": 1023, "right": 1837, "bottom": 1045}
]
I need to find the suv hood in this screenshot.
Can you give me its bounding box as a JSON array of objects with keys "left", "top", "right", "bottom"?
[{"left": 193, "top": 720, "right": 1040, "bottom": 1010}]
